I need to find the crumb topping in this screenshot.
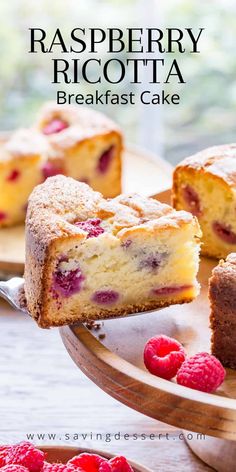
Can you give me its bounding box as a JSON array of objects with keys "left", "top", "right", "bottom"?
[{"left": 27, "top": 175, "right": 201, "bottom": 247}]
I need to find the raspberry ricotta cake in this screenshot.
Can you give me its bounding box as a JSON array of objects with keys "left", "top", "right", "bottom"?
[
  {"left": 209, "top": 253, "right": 236, "bottom": 368},
  {"left": 36, "top": 102, "right": 122, "bottom": 198},
  {"left": 172, "top": 144, "right": 236, "bottom": 258},
  {"left": 0, "top": 129, "right": 49, "bottom": 227},
  {"left": 0, "top": 104, "right": 122, "bottom": 228},
  {"left": 24, "top": 175, "right": 201, "bottom": 328}
]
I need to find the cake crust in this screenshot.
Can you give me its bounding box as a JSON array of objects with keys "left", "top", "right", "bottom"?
[{"left": 173, "top": 143, "right": 236, "bottom": 192}]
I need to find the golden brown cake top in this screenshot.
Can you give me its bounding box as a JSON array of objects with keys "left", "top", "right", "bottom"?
[
  {"left": 1, "top": 129, "right": 49, "bottom": 160},
  {"left": 26, "top": 175, "right": 201, "bottom": 251},
  {"left": 36, "top": 102, "right": 122, "bottom": 150},
  {"left": 175, "top": 143, "right": 236, "bottom": 189}
]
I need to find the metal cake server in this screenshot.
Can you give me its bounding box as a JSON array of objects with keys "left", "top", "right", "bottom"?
[{"left": 0, "top": 277, "right": 28, "bottom": 313}]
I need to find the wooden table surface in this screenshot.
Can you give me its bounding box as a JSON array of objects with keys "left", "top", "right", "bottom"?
[{"left": 0, "top": 151, "right": 213, "bottom": 471}]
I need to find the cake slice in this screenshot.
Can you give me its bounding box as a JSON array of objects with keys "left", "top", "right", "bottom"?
[
  {"left": 24, "top": 175, "right": 201, "bottom": 328},
  {"left": 0, "top": 129, "right": 48, "bottom": 227},
  {"left": 0, "top": 103, "right": 122, "bottom": 228},
  {"left": 36, "top": 102, "right": 122, "bottom": 198},
  {"left": 172, "top": 144, "right": 236, "bottom": 258},
  {"left": 209, "top": 253, "right": 236, "bottom": 368}
]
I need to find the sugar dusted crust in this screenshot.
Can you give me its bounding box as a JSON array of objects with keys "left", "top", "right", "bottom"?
[
  {"left": 36, "top": 102, "right": 122, "bottom": 151},
  {"left": 25, "top": 175, "right": 201, "bottom": 328},
  {"left": 173, "top": 143, "right": 236, "bottom": 190},
  {"left": 0, "top": 128, "right": 49, "bottom": 160}
]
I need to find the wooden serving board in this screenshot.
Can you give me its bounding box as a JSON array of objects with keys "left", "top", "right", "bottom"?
[
  {"left": 41, "top": 445, "right": 151, "bottom": 472},
  {"left": 0, "top": 147, "right": 172, "bottom": 275},
  {"left": 60, "top": 189, "right": 236, "bottom": 442}
]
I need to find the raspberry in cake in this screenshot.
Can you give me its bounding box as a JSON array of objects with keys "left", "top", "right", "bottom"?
[
  {"left": 209, "top": 253, "right": 236, "bottom": 368},
  {"left": 36, "top": 102, "right": 122, "bottom": 198},
  {"left": 172, "top": 144, "right": 236, "bottom": 258},
  {"left": 24, "top": 175, "right": 201, "bottom": 328}
]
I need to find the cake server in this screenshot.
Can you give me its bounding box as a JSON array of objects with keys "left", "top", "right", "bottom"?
[{"left": 0, "top": 277, "right": 28, "bottom": 313}]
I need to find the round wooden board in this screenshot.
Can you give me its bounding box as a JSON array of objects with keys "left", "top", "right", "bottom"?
[
  {"left": 60, "top": 188, "right": 236, "bottom": 442},
  {"left": 40, "top": 445, "right": 151, "bottom": 472},
  {"left": 0, "top": 147, "right": 172, "bottom": 275}
]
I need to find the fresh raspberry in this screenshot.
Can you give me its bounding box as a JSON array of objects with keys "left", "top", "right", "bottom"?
[
  {"left": 68, "top": 453, "right": 111, "bottom": 472},
  {"left": 74, "top": 219, "right": 105, "bottom": 239},
  {"left": 177, "top": 352, "right": 226, "bottom": 393},
  {"left": 97, "top": 146, "right": 114, "bottom": 174},
  {"left": 109, "top": 456, "right": 134, "bottom": 472},
  {"left": 6, "top": 442, "right": 45, "bottom": 472},
  {"left": 144, "top": 335, "right": 186, "bottom": 380},
  {"left": 0, "top": 446, "right": 10, "bottom": 467},
  {"left": 0, "top": 466, "right": 28, "bottom": 472},
  {"left": 42, "top": 462, "right": 78, "bottom": 472},
  {"left": 42, "top": 119, "right": 68, "bottom": 135}
]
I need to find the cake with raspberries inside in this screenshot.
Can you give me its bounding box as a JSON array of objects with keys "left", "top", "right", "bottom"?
[
  {"left": 24, "top": 175, "right": 201, "bottom": 328},
  {"left": 36, "top": 102, "right": 122, "bottom": 198},
  {"left": 209, "top": 253, "right": 236, "bottom": 368},
  {"left": 172, "top": 144, "right": 236, "bottom": 258},
  {"left": 0, "top": 129, "right": 49, "bottom": 227},
  {"left": 0, "top": 103, "right": 122, "bottom": 228}
]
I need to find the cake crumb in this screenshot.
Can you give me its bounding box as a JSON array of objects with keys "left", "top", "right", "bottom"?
[
  {"left": 85, "top": 320, "right": 103, "bottom": 331},
  {"left": 98, "top": 333, "right": 106, "bottom": 340}
]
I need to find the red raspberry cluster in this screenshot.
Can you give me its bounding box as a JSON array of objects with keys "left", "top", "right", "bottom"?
[
  {"left": 144, "top": 334, "right": 226, "bottom": 393},
  {"left": 0, "top": 443, "right": 134, "bottom": 472}
]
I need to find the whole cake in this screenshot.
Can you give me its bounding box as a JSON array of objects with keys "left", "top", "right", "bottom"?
[
  {"left": 24, "top": 175, "right": 201, "bottom": 328},
  {"left": 172, "top": 144, "right": 236, "bottom": 258},
  {"left": 209, "top": 253, "right": 236, "bottom": 368},
  {"left": 0, "top": 103, "right": 122, "bottom": 228}
]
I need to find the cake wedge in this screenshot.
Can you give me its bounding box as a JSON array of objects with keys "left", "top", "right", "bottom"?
[{"left": 24, "top": 175, "right": 201, "bottom": 328}]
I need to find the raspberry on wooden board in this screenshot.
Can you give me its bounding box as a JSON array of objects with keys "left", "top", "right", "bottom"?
[{"left": 144, "top": 335, "right": 186, "bottom": 380}]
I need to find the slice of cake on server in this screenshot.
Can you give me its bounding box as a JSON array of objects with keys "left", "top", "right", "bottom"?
[{"left": 24, "top": 175, "right": 201, "bottom": 328}]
